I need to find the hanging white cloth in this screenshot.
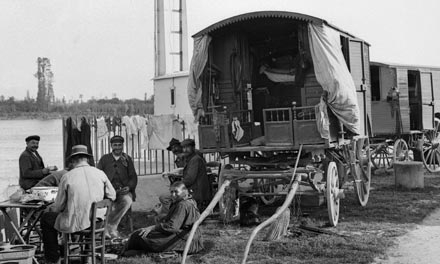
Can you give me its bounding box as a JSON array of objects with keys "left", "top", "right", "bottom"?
[
  {"left": 96, "top": 117, "right": 108, "bottom": 139},
  {"left": 308, "top": 23, "right": 361, "bottom": 137},
  {"left": 231, "top": 118, "right": 244, "bottom": 142},
  {"left": 147, "top": 114, "right": 176, "bottom": 150}
]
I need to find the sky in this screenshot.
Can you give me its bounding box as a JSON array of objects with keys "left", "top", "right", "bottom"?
[{"left": 0, "top": 0, "right": 439, "bottom": 101}]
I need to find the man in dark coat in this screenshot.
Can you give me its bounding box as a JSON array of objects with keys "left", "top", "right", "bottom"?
[
  {"left": 97, "top": 135, "right": 138, "bottom": 238},
  {"left": 124, "top": 181, "right": 203, "bottom": 256},
  {"left": 181, "top": 139, "right": 212, "bottom": 211},
  {"left": 19, "top": 135, "right": 57, "bottom": 190}
]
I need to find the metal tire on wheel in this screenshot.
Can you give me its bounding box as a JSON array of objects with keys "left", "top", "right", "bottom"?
[
  {"left": 352, "top": 137, "right": 372, "bottom": 207},
  {"left": 393, "top": 139, "right": 410, "bottom": 163},
  {"left": 259, "top": 179, "right": 278, "bottom": 205},
  {"left": 421, "top": 125, "right": 440, "bottom": 173},
  {"left": 326, "top": 161, "right": 340, "bottom": 227}
]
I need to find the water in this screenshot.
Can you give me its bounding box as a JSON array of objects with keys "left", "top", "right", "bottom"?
[{"left": 0, "top": 119, "right": 63, "bottom": 201}]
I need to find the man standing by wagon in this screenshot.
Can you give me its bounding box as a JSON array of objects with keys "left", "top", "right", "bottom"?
[
  {"left": 19, "top": 135, "right": 57, "bottom": 190},
  {"left": 97, "top": 135, "right": 138, "bottom": 238}
]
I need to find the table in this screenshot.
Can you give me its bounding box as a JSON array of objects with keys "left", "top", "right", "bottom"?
[{"left": 0, "top": 200, "right": 50, "bottom": 264}]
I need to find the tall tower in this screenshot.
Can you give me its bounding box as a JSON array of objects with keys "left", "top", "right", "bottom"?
[
  {"left": 154, "top": 0, "right": 188, "bottom": 77},
  {"left": 35, "top": 57, "right": 54, "bottom": 111}
]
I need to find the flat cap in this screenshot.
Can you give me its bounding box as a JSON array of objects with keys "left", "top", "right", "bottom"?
[
  {"left": 110, "top": 135, "right": 124, "bottom": 144},
  {"left": 25, "top": 135, "right": 40, "bottom": 142},
  {"left": 167, "top": 138, "right": 181, "bottom": 151},
  {"left": 181, "top": 138, "right": 195, "bottom": 147}
]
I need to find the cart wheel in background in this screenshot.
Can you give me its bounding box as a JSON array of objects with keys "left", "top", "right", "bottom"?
[
  {"left": 326, "top": 161, "right": 340, "bottom": 227},
  {"left": 393, "top": 139, "right": 410, "bottom": 163},
  {"left": 259, "top": 179, "right": 278, "bottom": 205},
  {"left": 370, "top": 142, "right": 393, "bottom": 169},
  {"left": 421, "top": 126, "right": 440, "bottom": 173},
  {"left": 353, "top": 137, "right": 372, "bottom": 207}
]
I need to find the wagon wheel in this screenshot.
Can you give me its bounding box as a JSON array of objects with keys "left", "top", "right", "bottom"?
[
  {"left": 326, "top": 161, "right": 340, "bottom": 226},
  {"left": 218, "top": 165, "right": 238, "bottom": 223},
  {"left": 370, "top": 142, "right": 393, "bottom": 169},
  {"left": 393, "top": 139, "right": 410, "bottom": 163},
  {"left": 421, "top": 123, "right": 440, "bottom": 173},
  {"left": 352, "top": 137, "right": 371, "bottom": 207},
  {"left": 259, "top": 179, "right": 278, "bottom": 205}
]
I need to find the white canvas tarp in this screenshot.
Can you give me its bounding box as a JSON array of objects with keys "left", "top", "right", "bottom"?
[
  {"left": 308, "top": 23, "right": 361, "bottom": 137},
  {"left": 187, "top": 34, "right": 212, "bottom": 122}
]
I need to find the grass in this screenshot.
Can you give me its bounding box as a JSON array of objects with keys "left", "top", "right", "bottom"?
[{"left": 113, "top": 172, "right": 440, "bottom": 264}]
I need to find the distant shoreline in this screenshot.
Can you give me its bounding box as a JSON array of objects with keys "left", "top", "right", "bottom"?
[{"left": 0, "top": 113, "right": 63, "bottom": 120}]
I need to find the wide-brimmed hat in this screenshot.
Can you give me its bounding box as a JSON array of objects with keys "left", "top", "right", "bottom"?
[
  {"left": 26, "top": 135, "right": 40, "bottom": 142},
  {"left": 110, "top": 135, "right": 124, "bottom": 144},
  {"left": 181, "top": 138, "right": 195, "bottom": 147},
  {"left": 68, "top": 145, "right": 92, "bottom": 160},
  {"left": 167, "top": 138, "right": 181, "bottom": 151}
]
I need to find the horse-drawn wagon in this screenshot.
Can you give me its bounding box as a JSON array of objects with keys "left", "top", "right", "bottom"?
[
  {"left": 183, "top": 11, "right": 373, "bottom": 228},
  {"left": 369, "top": 62, "right": 440, "bottom": 172}
]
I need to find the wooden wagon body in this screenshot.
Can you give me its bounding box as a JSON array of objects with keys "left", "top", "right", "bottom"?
[
  {"left": 186, "top": 11, "right": 373, "bottom": 227},
  {"left": 369, "top": 62, "right": 440, "bottom": 172}
]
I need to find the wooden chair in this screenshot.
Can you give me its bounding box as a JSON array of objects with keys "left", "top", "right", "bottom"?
[{"left": 62, "top": 199, "right": 112, "bottom": 264}]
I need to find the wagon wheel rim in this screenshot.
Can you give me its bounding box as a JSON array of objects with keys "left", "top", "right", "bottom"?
[
  {"left": 259, "top": 179, "right": 278, "bottom": 205},
  {"left": 370, "top": 143, "right": 393, "bottom": 169},
  {"left": 421, "top": 128, "right": 440, "bottom": 173},
  {"left": 393, "top": 139, "right": 410, "bottom": 163},
  {"left": 326, "top": 161, "right": 340, "bottom": 226},
  {"left": 353, "top": 137, "right": 371, "bottom": 207}
]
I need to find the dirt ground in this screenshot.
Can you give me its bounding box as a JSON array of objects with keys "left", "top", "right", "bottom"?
[{"left": 375, "top": 206, "right": 440, "bottom": 264}]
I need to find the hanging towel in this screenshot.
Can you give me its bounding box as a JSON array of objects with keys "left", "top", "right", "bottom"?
[
  {"left": 231, "top": 118, "right": 244, "bottom": 142},
  {"left": 96, "top": 117, "right": 108, "bottom": 139}
]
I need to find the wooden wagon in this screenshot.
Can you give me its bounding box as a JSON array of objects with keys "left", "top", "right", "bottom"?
[
  {"left": 185, "top": 11, "right": 372, "bottom": 228},
  {"left": 369, "top": 62, "right": 440, "bottom": 172}
]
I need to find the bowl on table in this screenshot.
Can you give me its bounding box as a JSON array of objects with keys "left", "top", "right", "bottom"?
[{"left": 30, "top": 186, "right": 58, "bottom": 202}]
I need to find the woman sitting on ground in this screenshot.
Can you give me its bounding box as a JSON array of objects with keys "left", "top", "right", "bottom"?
[{"left": 123, "top": 181, "right": 204, "bottom": 256}]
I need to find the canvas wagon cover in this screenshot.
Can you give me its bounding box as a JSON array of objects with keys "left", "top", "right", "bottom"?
[{"left": 187, "top": 15, "right": 360, "bottom": 136}]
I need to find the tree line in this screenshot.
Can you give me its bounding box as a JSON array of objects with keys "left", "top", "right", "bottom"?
[{"left": 0, "top": 96, "right": 154, "bottom": 118}]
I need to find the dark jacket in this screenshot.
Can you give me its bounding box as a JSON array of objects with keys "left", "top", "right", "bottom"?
[
  {"left": 19, "top": 148, "right": 48, "bottom": 190},
  {"left": 141, "top": 197, "right": 203, "bottom": 253},
  {"left": 97, "top": 153, "right": 138, "bottom": 200},
  {"left": 182, "top": 152, "right": 211, "bottom": 205}
]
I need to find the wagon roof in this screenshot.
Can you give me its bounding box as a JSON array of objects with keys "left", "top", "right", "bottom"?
[
  {"left": 192, "top": 11, "right": 368, "bottom": 44},
  {"left": 371, "top": 61, "right": 440, "bottom": 71}
]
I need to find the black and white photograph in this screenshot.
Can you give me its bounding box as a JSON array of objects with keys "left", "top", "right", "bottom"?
[{"left": 0, "top": 0, "right": 439, "bottom": 263}]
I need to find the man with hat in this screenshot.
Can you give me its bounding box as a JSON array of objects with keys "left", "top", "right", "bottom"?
[
  {"left": 19, "top": 135, "right": 57, "bottom": 190},
  {"left": 97, "top": 135, "right": 138, "bottom": 238},
  {"left": 167, "top": 138, "right": 186, "bottom": 168},
  {"left": 180, "top": 138, "right": 211, "bottom": 211},
  {"left": 41, "top": 145, "right": 116, "bottom": 264}
]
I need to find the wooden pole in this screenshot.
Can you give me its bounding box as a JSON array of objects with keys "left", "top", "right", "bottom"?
[
  {"left": 241, "top": 177, "right": 300, "bottom": 264},
  {"left": 181, "top": 179, "right": 232, "bottom": 264}
]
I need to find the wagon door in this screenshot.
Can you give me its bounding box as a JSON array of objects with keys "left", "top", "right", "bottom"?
[
  {"left": 419, "top": 71, "right": 435, "bottom": 129},
  {"left": 349, "top": 40, "right": 371, "bottom": 136},
  {"left": 432, "top": 71, "right": 440, "bottom": 117}
]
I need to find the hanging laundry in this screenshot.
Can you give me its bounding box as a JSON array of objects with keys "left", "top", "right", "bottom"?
[
  {"left": 96, "top": 117, "right": 108, "bottom": 139},
  {"left": 146, "top": 114, "right": 175, "bottom": 150},
  {"left": 231, "top": 117, "right": 244, "bottom": 142},
  {"left": 64, "top": 117, "right": 95, "bottom": 167},
  {"left": 181, "top": 115, "right": 199, "bottom": 139},
  {"left": 172, "top": 119, "right": 184, "bottom": 141}
]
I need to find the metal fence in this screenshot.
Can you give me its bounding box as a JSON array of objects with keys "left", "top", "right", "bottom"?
[{"left": 63, "top": 116, "right": 225, "bottom": 176}]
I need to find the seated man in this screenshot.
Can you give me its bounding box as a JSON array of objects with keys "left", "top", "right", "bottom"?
[
  {"left": 124, "top": 181, "right": 204, "bottom": 256},
  {"left": 34, "top": 169, "right": 68, "bottom": 187},
  {"left": 41, "top": 145, "right": 116, "bottom": 264}
]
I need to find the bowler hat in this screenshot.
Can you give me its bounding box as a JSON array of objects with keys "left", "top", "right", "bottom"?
[
  {"left": 167, "top": 138, "right": 181, "bottom": 151},
  {"left": 68, "top": 145, "right": 92, "bottom": 160},
  {"left": 181, "top": 138, "right": 195, "bottom": 147},
  {"left": 110, "top": 135, "right": 124, "bottom": 144},
  {"left": 26, "top": 135, "right": 40, "bottom": 142}
]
